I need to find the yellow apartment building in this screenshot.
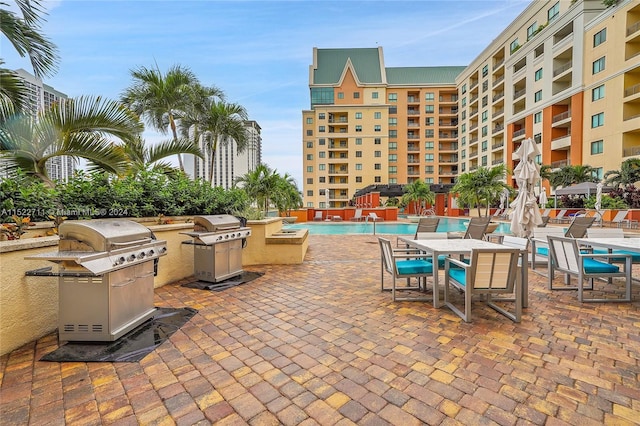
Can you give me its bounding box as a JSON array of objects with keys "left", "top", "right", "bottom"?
[
  {"left": 302, "top": 47, "right": 464, "bottom": 208},
  {"left": 303, "top": 1, "right": 640, "bottom": 207}
]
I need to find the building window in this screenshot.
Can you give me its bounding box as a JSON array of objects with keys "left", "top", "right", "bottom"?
[
  {"left": 307, "top": 166, "right": 313, "bottom": 172},
  {"left": 594, "top": 28, "right": 606, "bottom": 47},
  {"left": 356, "top": 138, "right": 362, "bottom": 145},
  {"left": 374, "top": 112, "right": 382, "bottom": 119},
  {"left": 306, "top": 141, "right": 313, "bottom": 148},
  {"left": 389, "top": 142, "right": 397, "bottom": 149},
  {"left": 462, "top": 163, "right": 466, "bottom": 172},
  {"left": 591, "top": 140, "right": 603, "bottom": 154},
  {"left": 425, "top": 92, "right": 434, "bottom": 101},
  {"left": 594, "top": 167, "right": 603, "bottom": 180},
  {"left": 425, "top": 141, "right": 434, "bottom": 149},
  {"left": 375, "top": 138, "right": 381, "bottom": 144},
  {"left": 356, "top": 176, "right": 362, "bottom": 182},
  {"left": 592, "top": 85, "right": 605, "bottom": 101},
  {"left": 461, "top": 136, "right": 466, "bottom": 146},
  {"left": 481, "top": 156, "right": 487, "bottom": 167},
  {"left": 318, "top": 164, "right": 325, "bottom": 171},
  {"left": 461, "top": 111, "right": 466, "bottom": 120},
  {"left": 527, "top": 22, "right": 538, "bottom": 40},
  {"left": 425, "top": 105, "right": 434, "bottom": 113},
  {"left": 374, "top": 151, "right": 381, "bottom": 157},
  {"left": 388, "top": 154, "right": 397, "bottom": 161},
  {"left": 592, "top": 57, "right": 606, "bottom": 74},
  {"left": 306, "top": 117, "right": 313, "bottom": 124},
  {"left": 425, "top": 117, "right": 434, "bottom": 126},
  {"left": 306, "top": 130, "right": 313, "bottom": 136},
  {"left": 482, "top": 96, "right": 488, "bottom": 107},
  {"left": 355, "top": 164, "right": 362, "bottom": 170},
  {"left": 306, "top": 190, "right": 313, "bottom": 196},
  {"left": 355, "top": 112, "right": 362, "bottom": 119},
  {"left": 337, "top": 92, "right": 344, "bottom": 99},
  {"left": 481, "top": 111, "right": 488, "bottom": 122},
  {"left": 373, "top": 163, "right": 381, "bottom": 170},
  {"left": 355, "top": 151, "right": 362, "bottom": 157},
  {"left": 591, "top": 112, "right": 604, "bottom": 128},
  {"left": 425, "top": 129, "right": 434, "bottom": 138},
  {"left": 389, "top": 106, "right": 397, "bottom": 114},
  {"left": 374, "top": 125, "right": 381, "bottom": 132},
  {"left": 374, "top": 176, "right": 382, "bottom": 183},
  {"left": 461, "top": 84, "right": 467, "bottom": 94},
  {"left": 482, "top": 65, "right": 489, "bottom": 77},
  {"left": 534, "top": 90, "right": 542, "bottom": 102},
  {"left": 535, "top": 68, "right": 543, "bottom": 81},
  {"left": 318, "top": 113, "right": 325, "bottom": 120},
  {"left": 353, "top": 92, "right": 360, "bottom": 99},
  {"left": 425, "top": 166, "right": 434, "bottom": 173},
  {"left": 482, "top": 81, "right": 488, "bottom": 92},
  {"left": 510, "top": 38, "right": 520, "bottom": 53},
  {"left": 461, "top": 124, "right": 466, "bottom": 133},
  {"left": 372, "top": 92, "right": 378, "bottom": 99},
  {"left": 306, "top": 178, "right": 313, "bottom": 184},
  {"left": 389, "top": 130, "right": 397, "bottom": 138},
  {"left": 306, "top": 154, "right": 313, "bottom": 160},
  {"left": 388, "top": 93, "right": 397, "bottom": 102},
  {"left": 481, "top": 141, "right": 488, "bottom": 152},
  {"left": 461, "top": 97, "right": 466, "bottom": 107},
  {"left": 319, "top": 138, "right": 325, "bottom": 145},
  {"left": 548, "top": 2, "right": 559, "bottom": 22},
  {"left": 534, "top": 112, "right": 542, "bottom": 123},
  {"left": 388, "top": 166, "right": 397, "bottom": 174},
  {"left": 425, "top": 154, "right": 434, "bottom": 162},
  {"left": 319, "top": 151, "right": 325, "bottom": 158},
  {"left": 461, "top": 149, "right": 466, "bottom": 159},
  {"left": 482, "top": 126, "right": 488, "bottom": 137},
  {"left": 319, "top": 177, "right": 325, "bottom": 183},
  {"left": 318, "top": 126, "right": 325, "bottom": 132},
  {"left": 355, "top": 125, "right": 362, "bottom": 132},
  {"left": 534, "top": 133, "right": 541, "bottom": 144},
  {"left": 389, "top": 118, "right": 397, "bottom": 126}
]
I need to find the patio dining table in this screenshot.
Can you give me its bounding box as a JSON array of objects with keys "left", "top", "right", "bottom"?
[
  {"left": 398, "top": 237, "right": 529, "bottom": 308},
  {"left": 576, "top": 237, "right": 640, "bottom": 253}
]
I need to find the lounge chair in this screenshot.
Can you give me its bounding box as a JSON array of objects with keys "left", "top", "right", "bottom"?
[
  {"left": 547, "top": 236, "right": 632, "bottom": 302},
  {"left": 605, "top": 210, "right": 638, "bottom": 228},
  {"left": 538, "top": 216, "right": 550, "bottom": 227},
  {"left": 368, "top": 212, "right": 384, "bottom": 222},
  {"left": 313, "top": 211, "right": 323, "bottom": 221},
  {"left": 443, "top": 247, "right": 522, "bottom": 322},
  {"left": 550, "top": 209, "right": 568, "bottom": 224},
  {"left": 378, "top": 237, "right": 434, "bottom": 302},
  {"left": 463, "top": 216, "right": 491, "bottom": 240},
  {"left": 350, "top": 209, "right": 364, "bottom": 221},
  {"left": 564, "top": 216, "right": 595, "bottom": 238},
  {"left": 540, "top": 208, "right": 551, "bottom": 217}
]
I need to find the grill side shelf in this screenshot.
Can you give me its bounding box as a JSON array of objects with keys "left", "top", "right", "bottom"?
[{"left": 25, "top": 266, "right": 96, "bottom": 277}]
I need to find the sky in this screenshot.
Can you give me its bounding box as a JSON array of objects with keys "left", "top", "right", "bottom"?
[{"left": 2, "top": 0, "right": 532, "bottom": 187}]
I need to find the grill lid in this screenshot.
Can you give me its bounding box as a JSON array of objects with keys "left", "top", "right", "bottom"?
[
  {"left": 193, "top": 215, "right": 241, "bottom": 232},
  {"left": 59, "top": 219, "right": 153, "bottom": 252}
]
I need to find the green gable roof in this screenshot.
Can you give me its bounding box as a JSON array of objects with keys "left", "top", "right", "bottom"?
[
  {"left": 313, "top": 48, "right": 383, "bottom": 85},
  {"left": 386, "top": 66, "right": 465, "bottom": 85}
]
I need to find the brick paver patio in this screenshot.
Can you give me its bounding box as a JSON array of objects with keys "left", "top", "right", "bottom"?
[{"left": 1, "top": 234, "right": 639, "bottom": 425}]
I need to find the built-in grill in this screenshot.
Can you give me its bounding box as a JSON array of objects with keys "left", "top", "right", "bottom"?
[
  {"left": 181, "top": 215, "right": 251, "bottom": 283},
  {"left": 25, "top": 219, "right": 167, "bottom": 342}
]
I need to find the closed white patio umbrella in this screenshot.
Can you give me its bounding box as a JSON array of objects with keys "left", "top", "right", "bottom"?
[
  {"left": 539, "top": 187, "right": 548, "bottom": 209},
  {"left": 510, "top": 138, "right": 543, "bottom": 238}
]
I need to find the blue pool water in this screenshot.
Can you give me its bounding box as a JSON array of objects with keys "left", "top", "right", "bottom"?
[{"left": 283, "top": 218, "right": 512, "bottom": 235}]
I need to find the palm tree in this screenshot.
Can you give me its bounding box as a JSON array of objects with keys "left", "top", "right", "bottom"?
[
  {"left": 401, "top": 179, "right": 434, "bottom": 215},
  {"left": 549, "top": 164, "right": 597, "bottom": 188},
  {"left": 272, "top": 173, "right": 302, "bottom": 217},
  {"left": 196, "top": 101, "right": 249, "bottom": 185},
  {"left": 118, "top": 135, "right": 203, "bottom": 177},
  {"left": 604, "top": 158, "right": 640, "bottom": 188},
  {"left": 452, "top": 164, "right": 509, "bottom": 217},
  {"left": 0, "top": 95, "right": 143, "bottom": 187},
  {"left": 120, "top": 64, "right": 199, "bottom": 172},
  {"left": 234, "top": 164, "right": 279, "bottom": 217},
  {"left": 0, "top": 64, "right": 25, "bottom": 123},
  {"left": 0, "top": 0, "right": 59, "bottom": 78}
]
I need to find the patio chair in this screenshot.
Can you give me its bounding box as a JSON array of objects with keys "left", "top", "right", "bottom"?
[
  {"left": 540, "top": 208, "right": 551, "bottom": 217},
  {"left": 530, "top": 227, "right": 566, "bottom": 276},
  {"left": 378, "top": 237, "right": 434, "bottom": 302},
  {"left": 313, "top": 211, "right": 323, "bottom": 221},
  {"left": 397, "top": 216, "right": 440, "bottom": 247},
  {"left": 550, "top": 209, "right": 568, "bottom": 224},
  {"left": 606, "top": 210, "right": 638, "bottom": 228},
  {"left": 564, "top": 216, "right": 595, "bottom": 238},
  {"left": 547, "top": 236, "right": 632, "bottom": 302},
  {"left": 463, "top": 216, "right": 491, "bottom": 240},
  {"left": 538, "top": 216, "right": 550, "bottom": 227},
  {"left": 350, "top": 209, "right": 364, "bottom": 221},
  {"left": 585, "top": 228, "right": 640, "bottom": 272},
  {"left": 368, "top": 212, "right": 384, "bottom": 222},
  {"left": 443, "top": 247, "right": 522, "bottom": 322}
]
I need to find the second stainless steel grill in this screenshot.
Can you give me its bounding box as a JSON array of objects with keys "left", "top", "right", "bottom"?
[
  {"left": 26, "top": 219, "right": 167, "bottom": 342},
  {"left": 181, "top": 215, "right": 251, "bottom": 283}
]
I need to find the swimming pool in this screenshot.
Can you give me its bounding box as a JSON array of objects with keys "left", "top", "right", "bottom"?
[{"left": 283, "top": 218, "right": 512, "bottom": 235}]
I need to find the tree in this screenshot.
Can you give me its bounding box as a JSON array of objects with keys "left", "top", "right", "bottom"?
[
  {"left": 0, "top": 62, "right": 26, "bottom": 123},
  {"left": 452, "top": 164, "right": 509, "bottom": 217},
  {"left": 118, "top": 135, "right": 203, "bottom": 177},
  {"left": 234, "top": 164, "right": 279, "bottom": 217},
  {"left": 401, "top": 179, "right": 434, "bottom": 215},
  {"left": 121, "top": 64, "right": 199, "bottom": 172},
  {"left": 196, "top": 101, "right": 249, "bottom": 185},
  {"left": 272, "top": 173, "right": 302, "bottom": 217},
  {"left": 549, "top": 164, "right": 597, "bottom": 188},
  {"left": 0, "top": 0, "right": 59, "bottom": 78},
  {"left": 0, "top": 96, "right": 143, "bottom": 187},
  {"left": 604, "top": 158, "right": 640, "bottom": 188}
]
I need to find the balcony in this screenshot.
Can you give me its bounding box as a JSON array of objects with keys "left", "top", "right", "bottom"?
[
  {"left": 550, "top": 159, "right": 569, "bottom": 169},
  {"left": 492, "top": 141, "right": 504, "bottom": 150},
  {"left": 492, "top": 124, "right": 504, "bottom": 134},
  {"left": 551, "top": 133, "right": 571, "bottom": 150},
  {"left": 492, "top": 75, "right": 504, "bottom": 87},
  {"left": 624, "top": 146, "right": 640, "bottom": 157},
  {"left": 553, "top": 61, "right": 572, "bottom": 78},
  {"left": 627, "top": 20, "right": 640, "bottom": 36},
  {"left": 513, "top": 88, "right": 526, "bottom": 100},
  {"left": 513, "top": 129, "right": 526, "bottom": 140},
  {"left": 493, "top": 58, "right": 505, "bottom": 70},
  {"left": 492, "top": 92, "right": 504, "bottom": 102},
  {"left": 625, "top": 83, "right": 640, "bottom": 98},
  {"left": 407, "top": 108, "right": 420, "bottom": 115}
]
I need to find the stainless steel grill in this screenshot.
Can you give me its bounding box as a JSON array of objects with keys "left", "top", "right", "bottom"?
[
  {"left": 26, "top": 219, "right": 167, "bottom": 342},
  {"left": 181, "top": 215, "right": 251, "bottom": 283}
]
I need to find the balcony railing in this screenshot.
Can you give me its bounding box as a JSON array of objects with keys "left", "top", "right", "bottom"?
[
  {"left": 627, "top": 20, "right": 640, "bottom": 36},
  {"left": 493, "top": 92, "right": 504, "bottom": 102},
  {"left": 552, "top": 111, "right": 571, "bottom": 123},
  {"left": 624, "top": 146, "right": 640, "bottom": 157},
  {"left": 513, "top": 128, "right": 526, "bottom": 138},
  {"left": 553, "top": 61, "right": 572, "bottom": 77},
  {"left": 493, "top": 58, "right": 504, "bottom": 69},
  {"left": 513, "top": 88, "right": 526, "bottom": 99},
  {"left": 492, "top": 75, "right": 504, "bottom": 87},
  {"left": 624, "top": 83, "right": 640, "bottom": 98},
  {"left": 492, "top": 125, "right": 504, "bottom": 134},
  {"left": 550, "top": 159, "right": 569, "bottom": 169},
  {"left": 493, "top": 107, "right": 504, "bottom": 116},
  {"left": 492, "top": 142, "right": 504, "bottom": 150}
]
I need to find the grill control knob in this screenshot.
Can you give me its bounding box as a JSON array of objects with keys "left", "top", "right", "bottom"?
[
  {"left": 159, "top": 247, "right": 167, "bottom": 254},
  {"left": 114, "top": 256, "right": 125, "bottom": 266},
  {"left": 147, "top": 249, "right": 155, "bottom": 257},
  {"left": 127, "top": 254, "right": 136, "bottom": 262},
  {"left": 138, "top": 252, "right": 146, "bottom": 259}
]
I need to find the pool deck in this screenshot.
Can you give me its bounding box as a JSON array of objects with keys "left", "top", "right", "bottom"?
[{"left": 1, "top": 234, "right": 640, "bottom": 425}]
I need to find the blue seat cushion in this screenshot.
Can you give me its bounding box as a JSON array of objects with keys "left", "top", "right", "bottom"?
[
  {"left": 397, "top": 259, "right": 433, "bottom": 275},
  {"left": 582, "top": 258, "right": 620, "bottom": 274},
  {"left": 590, "top": 249, "right": 640, "bottom": 262},
  {"left": 536, "top": 247, "right": 548, "bottom": 256},
  {"left": 448, "top": 267, "right": 466, "bottom": 286}
]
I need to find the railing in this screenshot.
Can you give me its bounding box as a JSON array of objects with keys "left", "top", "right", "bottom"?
[
  {"left": 552, "top": 111, "right": 571, "bottom": 123},
  {"left": 493, "top": 107, "right": 504, "bottom": 116},
  {"left": 492, "top": 159, "right": 503, "bottom": 165},
  {"left": 469, "top": 124, "right": 478, "bottom": 131},
  {"left": 407, "top": 110, "right": 420, "bottom": 115},
  {"left": 550, "top": 159, "right": 569, "bottom": 169},
  {"left": 551, "top": 131, "right": 571, "bottom": 141},
  {"left": 624, "top": 113, "right": 640, "bottom": 121},
  {"left": 553, "top": 61, "right": 572, "bottom": 77},
  {"left": 513, "top": 88, "right": 526, "bottom": 99},
  {"left": 492, "top": 142, "right": 504, "bottom": 150},
  {"left": 493, "top": 58, "right": 504, "bottom": 69},
  {"left": 513, "top": 128, "right": 526, "bottom": 138},
  {"left": 627, "top": 20, "right": 640, "bottom": 36},
  {"left": 469, "top": 81, "right": 478, "bottom": 90},
  {"left": 493, "top": 92, "right": 504, "bottom": 102},
  {"left": 624, "top": 146, "right": 640, "bottom": 157},
  {"left": 328, "top": 118, "right": 348, "bottom": 123},
  {"left": 469, "top": 94, "right": 479, "bottom": 103},
  {"left": 493, "top": 125, "right": 504, "bottom": 134},
  {"left": 492, "top": 75, "right": 504, "bottom": 87},
  {"left": 469, "top": 137, "right": 479, "bottom": 144},
  {"left": 624, "top": 83, "right": 640, "bottom": 97}
]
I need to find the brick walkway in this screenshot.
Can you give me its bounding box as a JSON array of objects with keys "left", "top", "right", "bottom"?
[{"left": 1, "top": 234, "right": 640, "bottom": 425}]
